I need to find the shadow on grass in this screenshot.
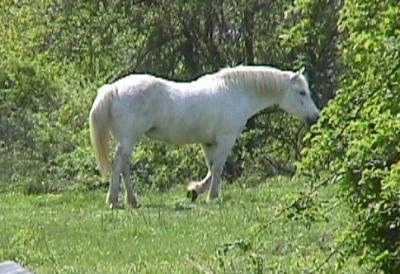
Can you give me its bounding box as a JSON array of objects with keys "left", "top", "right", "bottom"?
[{"left": 142, "top": 201, "right": 195, "bottom": 211}]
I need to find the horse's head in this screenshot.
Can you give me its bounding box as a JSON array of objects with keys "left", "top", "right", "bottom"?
[{"left": 279, "top": 71, "right": 320, "bottom": 126}]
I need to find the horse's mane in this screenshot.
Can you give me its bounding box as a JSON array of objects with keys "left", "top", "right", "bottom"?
[{"left": 211, "top": 65, "right": 292, "bottom": 95}]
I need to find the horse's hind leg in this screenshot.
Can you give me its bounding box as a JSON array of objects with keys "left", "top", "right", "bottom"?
[
  {"left": 107, "top": 144, "right": 125, "bottom": 208},
  {"left": 121, "top": 155, "right": 140, "bottom": 208},
  {"left": 107, "top": 139, "right": 138, "bottom": 209}
]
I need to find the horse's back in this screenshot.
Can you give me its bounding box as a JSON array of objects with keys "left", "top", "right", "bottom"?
[{"left": 108, "top": 73, "right": 247, "bottom": 145}]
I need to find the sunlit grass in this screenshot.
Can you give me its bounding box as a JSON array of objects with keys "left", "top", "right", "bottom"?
[{"left": 1, "top": 177, "right": 362, "bottom": 273}]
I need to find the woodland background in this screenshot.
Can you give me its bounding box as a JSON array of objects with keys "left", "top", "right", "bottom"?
[{"left": 0, "top": 0, "right": 399, "bottom": 272}]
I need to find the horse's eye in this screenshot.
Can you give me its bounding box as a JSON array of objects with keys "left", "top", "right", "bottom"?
[{"left": 299, "top": 90, "right": 306, "bottom": 96}]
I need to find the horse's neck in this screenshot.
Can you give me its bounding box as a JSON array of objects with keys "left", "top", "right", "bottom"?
[
  {"left": 217, "top": 69, "right": 286, "bottom": 118},
  {"left": 224, "top": 81, "right": 282, "bottom": 118},
  {"left": 181, "top": 75, "right": 282, "bottom": 118},
  {"left": 243, "top": 89, "right": 279, "bottom": 117}
]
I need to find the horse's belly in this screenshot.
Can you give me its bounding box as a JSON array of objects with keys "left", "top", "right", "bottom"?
[{"left": 145, "top": 124, "right": 211, "bottom": 145}]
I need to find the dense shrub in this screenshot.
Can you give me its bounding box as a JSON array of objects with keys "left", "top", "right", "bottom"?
[
  {"left": 0, "top": 59, "right": 62, "bottom": 192},
  {"left": 298, "top": 0, "right": 400, "bottom": 271}
]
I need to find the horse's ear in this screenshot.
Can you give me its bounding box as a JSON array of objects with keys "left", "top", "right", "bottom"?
[
  {"left": 290, "top": 72, "right": 300, "bottom": 82},
  {"left": 290, "top": 67, "right": 305, "bottom": 82}
]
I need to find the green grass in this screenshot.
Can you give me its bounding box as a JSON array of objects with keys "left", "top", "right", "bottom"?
[{"left": 0, "top": 176, "right": 361, "bottom": 273}]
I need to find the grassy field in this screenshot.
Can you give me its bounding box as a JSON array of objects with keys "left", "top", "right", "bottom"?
[{"left": 0, "top": 176, "right": 361, "bottom": 273}]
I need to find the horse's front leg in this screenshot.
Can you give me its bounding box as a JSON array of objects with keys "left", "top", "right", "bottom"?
[
  {"left": 187, "top": 136, "right": 236, "bottom": 202},
  {"left": 187, "top": 142, "right": 216, "bottom": 201},
  {"left": 207, "top": 135, "right": 236, "bottom": 201},
  {"left": 187, "top": 171, "right": 211, "bottom": 201}
]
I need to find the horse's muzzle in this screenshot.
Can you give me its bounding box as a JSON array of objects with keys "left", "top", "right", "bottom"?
[{"left": 306, "top": 113, "right": 320, "bottom": 127}]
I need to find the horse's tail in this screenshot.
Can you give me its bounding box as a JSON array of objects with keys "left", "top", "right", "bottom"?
[{"left": 89, "top": 84, "right": 117, "bottom": 176}]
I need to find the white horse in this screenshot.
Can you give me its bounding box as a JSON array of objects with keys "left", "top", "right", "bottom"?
[{"left": 89, "top": 65, "right": 320, "bottom": 208}]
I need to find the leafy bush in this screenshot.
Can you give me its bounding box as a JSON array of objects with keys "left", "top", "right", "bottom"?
[
  {"left": 0, "top": 59, "right": 63, "bottom": 192},
  {"left": 298, "top": 0, "right": 400, "bottom": 272}
]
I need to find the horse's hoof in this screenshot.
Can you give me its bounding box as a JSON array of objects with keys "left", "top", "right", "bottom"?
[
  {"left": 206, "top": 191, "right": 220, "bottom": 203},
  {"left": 108, "top": 202, "right": 124, "bottom": 209},
  {"left": 127, "top": 203, "right": 141, "bottom": 209},
  {"left": 127, "top": 194, "right": 141, "bottom": 208},
  {"left": 106, "top": 193, "right": 122, "bottom": 209},
  {"left": 187, "top": 189, "right": 198, "bottom": 202},
  {"left": 128, "top": 201, "right": 142, "bottom": 209}
]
